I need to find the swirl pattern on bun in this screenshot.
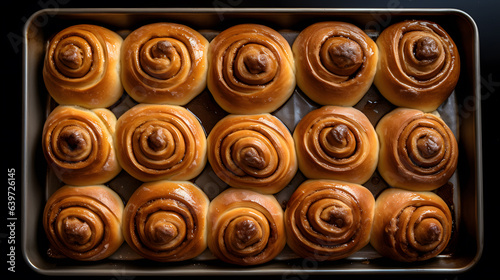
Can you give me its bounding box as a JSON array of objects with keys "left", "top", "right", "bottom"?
[
  {"left": 43, "top": 24, "right": 123, "bottom": 108},
  {"left": 374, "top": 20, "right": 460, "bottom": 112},
  {"left": 121, "top": 23, "right": 209, "bottom": 105},
  {"left": 207, "top": 24, "right": 296, "bottom": 114}
]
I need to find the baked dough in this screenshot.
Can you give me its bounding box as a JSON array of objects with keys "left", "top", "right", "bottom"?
[
  {"left": 376, "top": 108, "right": 458, "bottom": 191},
  {"left": 42, "top": 105, "right": 121, "bottom": 185},
  {"left": 207, "top": 188, "right": 286, "bottom": 265},
  {"left": 370, "top": 188, "right": 453, "bottom": 262},
  {"left": 374, "top": 20, "right": 460, "bottom": 112},
  {"left": 293, "top": 21, "right": 378, "bottom": 106},
  {"left": 115, "top": 104, "right": 207, "bottom": 182},
  {"left": 43, "top": 185, "right": 124, "bottom": 261},
  {"left": 121, "top": 23, "right": 209, "bottom": 105},
  {"left": 293, "top": 106, "right": 378, "bottom": 184},
  {"left": 285, "top": 180, "right": 375, "bottom": 261},
  {"left": 207, "top": 24, "right": 296, "bottom": 114},
  {"left": 43, "top": 24, "right": 123, "bottom": 108},
  {"left": 122, "top": 180, "right": 209, "bottom": 262},
  {"left": 207, "top": 113, "right": 297, "bottom": 194}
]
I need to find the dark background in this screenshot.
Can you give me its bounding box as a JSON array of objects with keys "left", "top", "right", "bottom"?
[{"left": 2, "top": 0, "right": 498, "bottom": 279}]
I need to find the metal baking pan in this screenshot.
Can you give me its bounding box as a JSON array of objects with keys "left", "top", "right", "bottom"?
[{"left": 22, "top": 8, "right": 483, "bottom": 276}]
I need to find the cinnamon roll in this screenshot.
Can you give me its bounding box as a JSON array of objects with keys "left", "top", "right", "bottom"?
[
  {"left": 121, "top": 23, "right": 209, "bottom": 105},
  {"left": 293, "top": 106, "right": 379, "bottom": 184},
  {"left": 207, "top": 188, "right": 286, "bottom": 266},
  {"left": 43, "top": 24, "right": 123, "bottom": 108},
  {"left": 376, "top": 108, "right": 458, "bottom": 191},
  {"left": 42, "top": 106, "right": 121, "bottom": 185},
  {"left": 43, "top": 185, "right": 124, "bottom": 261},
  {"left": 285, "top": 180, "right": 375, "bottom": 261},
  {"left": 293, "top": 22, "right": 378, "bottom": 106},
  {"left": 207, "top": 24, "right": 296, "bottom": 114},
  {"left": 207, "top": 114, "right": 297, "bottom": 194},
  {"left": 374, "top": 20, "right": 460, "bottom": 112},
  {"left": 370, "top": 188, "right": 453, "bottom": 262},
  {"left": 115, "top": 104, "right": 207, "bottom": 182},
  {"left": 122, "top": 181, "right": 209, "bottom": 262}
]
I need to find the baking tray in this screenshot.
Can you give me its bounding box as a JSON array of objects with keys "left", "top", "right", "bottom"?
[{"left": 22, "top": 8, "right": 483, "bottom": 276}]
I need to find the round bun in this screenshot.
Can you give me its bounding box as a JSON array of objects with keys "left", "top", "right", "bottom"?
[
  {"left": 376, "top": 108, "right": 458, "bottom": 191},
  {"left": 122, "top": 180, "right": 209, "bottom": 262},
  {"left": 293, "top": 21, "right": 378, "bottom": 106},
  {"left": 293, "top": 106, "right": 378, "bottom": 184},
  {"left": 374, "top": 20, "right": 460, "bottom": 112},
  {"left": 42, "top": 105, "right": 121, "bottom": 185},
  {"left": 207, "top": 113, "right": 297, "bottom": 194},
  {"left": 43, "top": 185, "right": 124, "bottom": 261},
  {"left": 207, "top": 188, "right": 286, "bottom": 265},
  {"left": 43, "top": 24, "right": 123, "bottom": 108},
  {"left": 370, "top": 188, "right": 453, "bottom": 262},
  {"left": 285, "top": 180, "right": 375, "bottom": 261},
  {"left": 115, "top": 104, "right": 206, "bottom": 182},
  {"left": 207, "top": 24, "right": 296, "bottom": 114},
  {"left": 121, "top": 23, "right": 209, "bottom": 105}
]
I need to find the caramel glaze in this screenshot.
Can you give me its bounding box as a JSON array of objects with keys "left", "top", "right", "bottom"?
[
  {"left": 293, "top": 22, "right": 378, "bottom": 106},
  {"left": 43, "top": 24, "right": 123, "bottom": 108},
  {"left": 370, "top": 188, "right": 453, "bottom": 262},
  {"left": 207, "top": 188, "right": 286, "bottom": 266},
  {"left": 376, "top": 108, "right": 458, "bottom": 191},
  {"left": 374, "top": 20, "right": 460, "bottom": 112}
]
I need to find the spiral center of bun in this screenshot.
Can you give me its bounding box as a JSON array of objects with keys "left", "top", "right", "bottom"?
[
  {"left": 322, "top": 37, "right": 363, "bottom": 76},
  {"left": 244, "top": 51, "right": 269, "bottom": 74},
  {"left": 152, "top": 40, "right": 176, "bottom": 58},
  {"left": 58, "top": 126, "right": 92, "bottom": 160},
  {"left": 62, "top": 217, "right": 92, "bottom": 245},
  {"left": 320, "top": 124, "right": 356, "bottom": 158},
  {"left": 416, "top": 134, "right": 442, "bottom": 158},
  {"left": 414, "top": 36, "right": 439, "bottom": 62},
  {"left": 327, "top": 124, "right": 349, "bottom": 147},
  {"left": 234, "top": 44, "right": 278, "bottom": 85},
  {"left": 320, "top": 205, "right": 351, "bottom": 229},
  {"left": 151, "top": 221, "right": 178, "bottom": 244},
  {"left": 415, "top": 218, "right": 442, "bottom": 245},
  {"left": 241, "top": 147, "right": 266, "bottom": 170},
  {"left": 140, "top": 38, "right": 182, "bottom": 80},
  {"left": 231, "top": 217, "right": 262, "bottom": 249},
  {"left": 147, "top": 128, "right": 168, "bottom": 151},
  {"left": 59, "top": 44, "right": 84, "bottom": 69}
]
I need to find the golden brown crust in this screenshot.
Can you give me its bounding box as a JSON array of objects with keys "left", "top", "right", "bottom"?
[
  {"left": 115, "top": 104, "right": 207, "bottom": 182},
  {"left": 43, "top": 185, "right": 124, "bottom": 261},
  {"left": 43, "top": 24, "right": 123, "bottom": 108},
  {"left": 293, "top": 22, "right": 378, "bottom": 106},
  {"left": 121, "top": 23, "right": 209, "bottom": 105},
  {"left": 370, "top": 188, "right": 453, "bottom": 262},
  {"left": 207, "top": 114, "right": 297, "bottom": 194},
  {"left": 207, "top": 24, "right": 296, "bottom": 114},
  {"left": 293, "top": 106, "right": 379, "bottom": 184},
  {"left": 376, "top": 108, "right": 458, "bottom": 191},
  {"left": 42, "top": 106, "right": 121, "bottom": 185},
  {"left": 207, "top": 188, "right": 286, "bottom": 265},
  {"left": 122, "top": 181, "right": 209, "bottom": 262},
  {"left": 374, "top": 20, "right": 460, "bottom": 112},
  {"left": 285, "top": 180, "right": 375, "bottom": 261}
]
